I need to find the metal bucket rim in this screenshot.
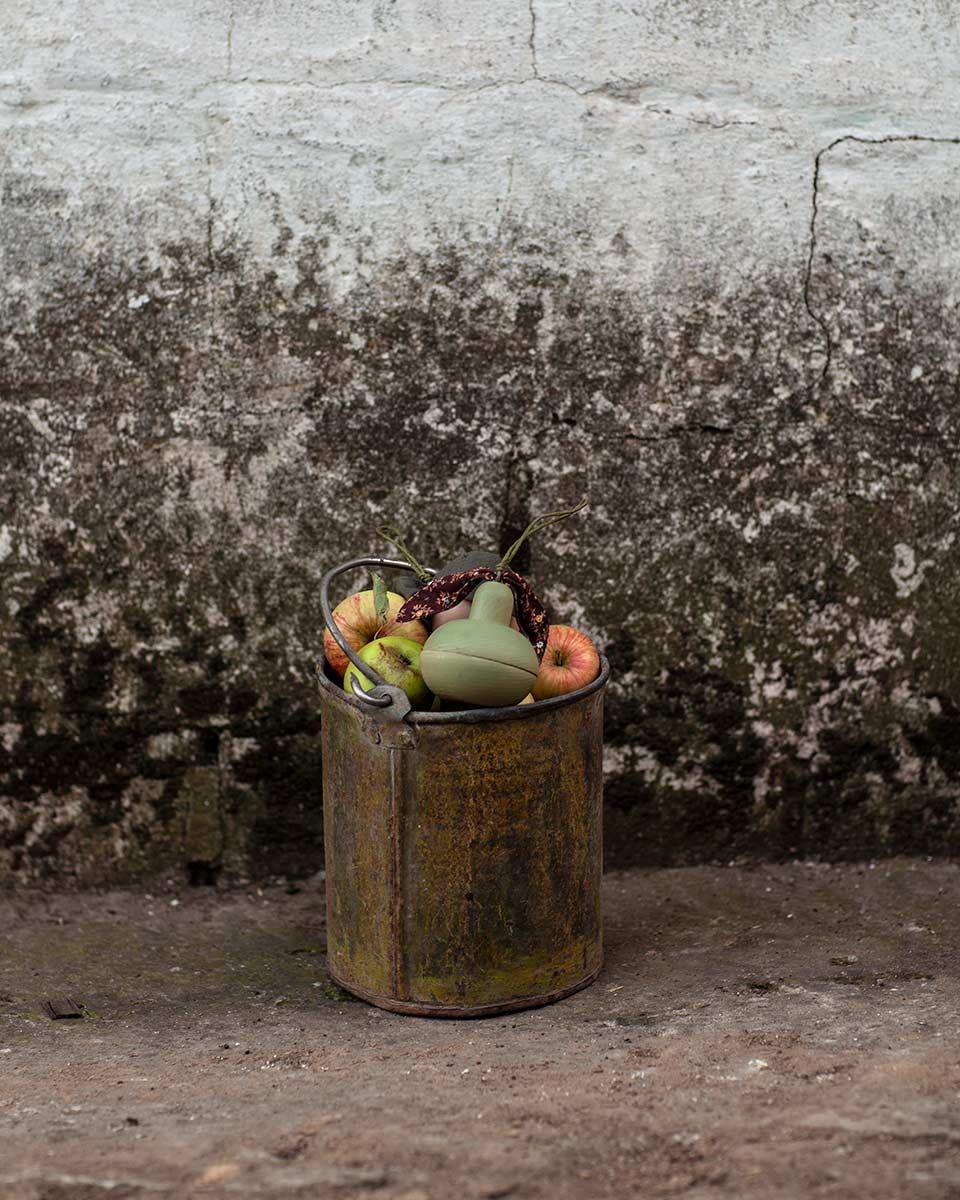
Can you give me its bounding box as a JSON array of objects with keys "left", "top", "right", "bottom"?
[{"left": 316, "top": 653, "right": 609, "bottom": 724}]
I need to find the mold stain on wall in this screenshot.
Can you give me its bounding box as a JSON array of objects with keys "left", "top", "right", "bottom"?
[{"left": 2, "top": 126, "right": 960, "bottom": 883}]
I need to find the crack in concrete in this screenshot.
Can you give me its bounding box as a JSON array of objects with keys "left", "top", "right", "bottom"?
[
  {"left": 202, "top": 135, "right": 216, "bottom": 273},
  {"left": 196, "top": 75, "right": 468, "bottom": 94},
  {"left": 528, "top": 0, "right": 539, "bottom": 79},
  {"left": 187, "top": 71, "right": 790, "bottom": 116},
  {"left": 612, "top": 98, "right": 787, "bottom": 133},
  {"left": 226, "top": 3, "right": 235, "bottom": 80},
  {"left": 687, "top": 116, "right": 787, "bottom": 133},
  {"left": 436, "top": 76, "right": 527, "bottom": 112},
  {"left": 803, "top": 133, "right": 960, "bottom": 388},
  {"left": 198, "top": 73, "right": 592, "bottom": 104},
  {"left": 495, "top": 154, "right": 517, "bottom": 248},
  {"left": 573, "top": 82, "right": 787, "bottom": 128}
]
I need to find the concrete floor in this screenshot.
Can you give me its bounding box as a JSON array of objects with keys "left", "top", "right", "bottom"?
[{"left": 1, "top": 860, "right": 958, "bottom": 1200}]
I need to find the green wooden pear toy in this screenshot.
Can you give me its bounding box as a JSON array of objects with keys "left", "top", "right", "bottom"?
[
  {"left": 420, "top": 579, "right": 539, "bottom": 706},
  {"left": 414, "top": 498, "right": 588, "bottom": 708}
]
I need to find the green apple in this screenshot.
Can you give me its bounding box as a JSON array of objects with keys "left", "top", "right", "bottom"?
[{"left": 343, "top": 636, "right": 432, "bottom": 709}]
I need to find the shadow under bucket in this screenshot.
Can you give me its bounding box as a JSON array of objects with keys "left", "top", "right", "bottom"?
[{"left": 316, "top": 560, "right": 607, "bottom": 1017}]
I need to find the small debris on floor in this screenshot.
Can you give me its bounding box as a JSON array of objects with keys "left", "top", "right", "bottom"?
[{"left": 41, "top": 997, "right": 85, "bottom": 1020}]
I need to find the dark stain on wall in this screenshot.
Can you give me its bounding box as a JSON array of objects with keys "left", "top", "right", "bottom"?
[{"left": 2, "top": 188, "right": 960, "bottom": 884}]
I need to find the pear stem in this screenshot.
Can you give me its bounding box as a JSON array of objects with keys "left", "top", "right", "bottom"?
[
  {"left": 495, "top": 497, "right": 588, "bottom": 579},
  {"left": 377, "top": 526, "right": 432, "bottom": 582}
]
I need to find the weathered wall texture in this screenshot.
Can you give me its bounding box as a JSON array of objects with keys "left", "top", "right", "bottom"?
[{"left": 2, "top": 2, "right": 960, "bottom": 885}]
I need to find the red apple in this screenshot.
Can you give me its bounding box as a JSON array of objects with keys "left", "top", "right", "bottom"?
[
  {"left": 531, "top": 624, "right": 600, "bottom": 700},
  {"left": 323, "top": 589, "right": 428, "bottom": 677}
]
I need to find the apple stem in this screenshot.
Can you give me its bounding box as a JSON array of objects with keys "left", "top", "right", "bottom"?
[
  {"left": 377, "top": 526, "right": 432, "bottom": 582},
  {"left": 495, "top": 497, "right": 588, "bottom": 580}
]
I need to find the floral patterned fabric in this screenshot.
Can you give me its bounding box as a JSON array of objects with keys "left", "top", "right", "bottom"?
[{"left": 396, "top": 568, "right": 549, "bottom": 661}]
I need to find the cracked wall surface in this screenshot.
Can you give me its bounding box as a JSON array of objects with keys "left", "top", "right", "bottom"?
[{"left": 2, "top": 1, "right": 960, "bottom": 885}]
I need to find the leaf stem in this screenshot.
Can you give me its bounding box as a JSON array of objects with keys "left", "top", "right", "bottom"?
[
  {"left": 377, "top": 526, "right": 432, "bottom": 581},
  {"left": 496, "top": 497, "right": 588, "bottom": 579}
]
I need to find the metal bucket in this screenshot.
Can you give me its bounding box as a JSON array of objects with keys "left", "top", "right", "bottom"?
[{"left": 317, "top": 556, "right": 607, "bottom": 1018}]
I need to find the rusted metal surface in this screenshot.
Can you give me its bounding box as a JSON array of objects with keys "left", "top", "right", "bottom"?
[{"left": 317, "top": 655, "right": 608, "bottom": 1018}]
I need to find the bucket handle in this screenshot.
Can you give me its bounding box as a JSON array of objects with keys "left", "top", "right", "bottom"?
[{"left": 319, "top": 556, "right": 435, "bottom": 723}]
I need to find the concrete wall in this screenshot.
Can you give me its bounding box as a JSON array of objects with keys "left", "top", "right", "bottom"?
[{"left": 2, "top": 2, "right": 960, "bottom": 885}]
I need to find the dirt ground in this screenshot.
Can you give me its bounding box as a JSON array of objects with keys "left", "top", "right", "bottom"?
[{"left": 1, "top": 859, "right": 958, "bottom": 1200}]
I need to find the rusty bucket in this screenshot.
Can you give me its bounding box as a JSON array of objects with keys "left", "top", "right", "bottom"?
[{"left": 317, "top": 556, "right": 607, "bottom": 1018}]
